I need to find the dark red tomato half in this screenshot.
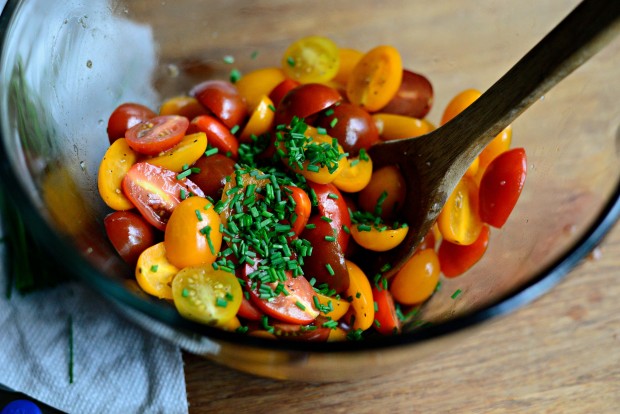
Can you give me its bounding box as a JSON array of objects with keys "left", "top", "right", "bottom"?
[
  {"left": 104, "top": 210, "right": 158, "bottom": 266},
  {"left": 439, "top": 225, "right": 490, "bottom": 278},
  {"left": 274, "top": 83, "right": 342, "bottom": 126},
  {"left": 272, "top": 323, "right": 331, "bottom": 342},
  {"left": 190, "top": 80, "right": 248, "bottom": 130},
  {"left": 300, "top": 215, "right": 349, "bottom": 294},
  {"left": 190, "top": 154, "right": 236, "bottom": 200},
  {"left": 188, "top": 115, "right": 239, "bottom": 159},
  {"left": 284, "top": 185, "right": 312, "bottom": 236},
  {"left": 237, "top": 296, "right": 264, "bottom": 321},
  {"left": 107, "top": 103, "right": 156, "bottom": 145},
  {"left": 307, "top": 181, "right": 351, "bottom": 251},
  {"left": 479, "top": 148, "right": 527, "bottom": 228},
  {"left": 121, "top": 162, "right": 205, "bottom": 231},
  {"left": 240, "top": 264, "right": 319, "bottom": 325},
  {"left": 379, "top": 70, "right": 434, "bottom": 119},
  {"left": 268, "top": 79, "right": 300, "bottom": 108},
  {"left": 125, "top": 115, "right": 188, "bottom": 156},
  {"left": 317, "top": 102, "right": 379, "bottom": 155},
  {"left": 372, "top": 287, "right": 401, "bottom": 335}
]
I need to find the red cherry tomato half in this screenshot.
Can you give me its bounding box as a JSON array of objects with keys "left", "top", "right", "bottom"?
[
  {"left": 104, "top": 210, "right": 158, "bottom": 266},
  {"left": 317, "top": 102, "right": 379, "bottom": 155},
  {"left": 121, "top": 162, "right": 205, "bottom": 231},
  {"left": 190, "top": 80, "right": 248, "bottom": 129},
  {"left": 274, "top": 83, "right": 342, "bottom": 126},
  {"left": 372, "top": 287, "right": 401, "bottom": 335},
  {"left": 269, "top": 79, "right": 301, "bottom": 108},
  {"left": 237, "top": 296, "right": 264, "bottom": 321},
  {"left": 284, "top": 185, "right": 312, "bottom": 236},
  {"left": 125, "top": 115, "right": 189, "bottom": 156},
  {"left": 272, "top": 323, "right": 331, "bottom": 342},
  {"left": 188, "top": 115, "right": 239, "bottom": 159},
  {"left": 107, "top": 103, "right": 156, "bottom": 144},
  {"left": 439, "top": 225, "right": 490, "bottom": 278},
  {"left": 479, "top": 148, "right": 527, "bottom": 228},
  {"left": 379, "top": 70, "right": 434, "bottom": 119},
  {"left": 240, "top": 264, "right": 319, "bottom": 325},
  {"left": 300, "top": 215, "right": 350, "bottom": 294},
  {"left": 308, "top": 181, "right": 351, "bottom": 251},
  {"left": 190, "top": 154, "right": 236, "bottom": 200}
]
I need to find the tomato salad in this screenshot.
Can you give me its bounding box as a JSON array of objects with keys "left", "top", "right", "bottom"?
[{"left": 97, "top": 36, "right": 526, "bottom": 341}]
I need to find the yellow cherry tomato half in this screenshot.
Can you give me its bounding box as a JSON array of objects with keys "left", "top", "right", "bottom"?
[
  {"left": 465, "top": 156, "right": 480, "bottom": 178},
  {"left": 171, "top": 266, "right": 242, "bottom": 326},
  {"left": 282, "top": 35, "right": 340, "bottom": 84},
  {"left": 351, "top": 225, "right": 409, "bottom": 252},
  {"left": 440, "top": 88, "right": 482, "bottom": 125},
  {"left": 159, "top": 95, "right": 208, "bottom": 120},
  {"left": 315, "top": 292, "right": 351, "bottom": 321},
  {"left": 327, "top": 327, "right": 348, "bottom": 342},
  {"left": 135, "top": 241, "right": 179, "bottom": 300},
  {"left": 390, "top": 248, "right": 440, "bottom": 305},
  {"left": 344, "top": 260, "right": 375, "bottom": 331},
  {"left": 333, "top": 48, "right": 363, "bottom": 85},
  {"left": 235, "top": 67, "right": 286, "bottom": 111},
  {"left": 146, "top": 132, "right": 207, "bottom": 172},
  {"left": 437, "top": 175, "right": 483, "bottom": 245},
  {"left": 358, "top": 165, "right": 406, "bottom": 220},
  {"left": 239, "top": 95, "right": 275, "bottom": 142},
  {"left": 347, "top": 45, "right": 403, "bottom": 112},
  {"left": 372, "top": 113, "right": 435, "bottom": 141},
  {"left": 98, "top": 138, "right": 138, "bottom": 210},
  {"left": 332, "top": 155, "right": 373, "bottom": 193},
  {"left": 478, "top": 125, "right": 513, "bottom": 177},
  {"left": 164, "top": 196, "right": 222, "bottom": 268}
]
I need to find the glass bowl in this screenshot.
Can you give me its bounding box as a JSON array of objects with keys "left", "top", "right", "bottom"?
[{"left": 1, "top": 0, "right": 618, "bottom": 381}]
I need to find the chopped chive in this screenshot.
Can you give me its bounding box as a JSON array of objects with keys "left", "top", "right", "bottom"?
[
  {"left": 223, "top": 55, "right": 235, "bottom": 64},
  {"left": 286, "top": 56, "right": 295, "bottom": 67},
  {"left": 329, "top": 117, "right": 338, "bottom": 128},
  {"left": 68, "top": 315, "right": 74, "bottom": 384},
  {"left": 195, "top": 209, "right": 203, "bottom": 221},
  {"left": 451, "top": 288, "right": 463, "bottom": 299},
  {"left": 357, "top": 224, "right": 372, "bottom": 232},
  {"left": 324, "top": 108, "right": 335, "bottom": 116},
  {"left": 324, "top": 235, "right": 336, "bottom": 242},
  {"left": 251, "top": 50, "right": 259, "bottom": 59},
  {"left": 295, "top": 301, "right": 306, "bottom": 310},
  {"left": 268, "top": 104, "right": 276, "bottom": 112},
  {"left": 320, "top": 216, "right": 332, "bottom": 223},
  {"left": 150, "top": 265, "right": 159, "bottom": 272},
  {"left": 177, "top": 169, "right": 192, "bottom": 180},
  {"left": 230, "top": 124, "right": 240, "bottom": 135},
  {"left": 342, "top": 224, "right": 350, "bottom": 234},
  {"left": 216, "top": 297, "right": 228, "bottom": 307},
  {"left": 230, "top": 68, "right": 242, "bottom": 83},
  {"left": 327, "top": 193, "right": 339, "bottom": 200},
  {"left": 325, "top": 263, "right": 335, "bottom": 276},
  {"left": 205, "top": 147, "right": 218, "bottom": 156}
]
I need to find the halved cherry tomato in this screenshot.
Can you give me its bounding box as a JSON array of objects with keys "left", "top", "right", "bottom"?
[
  {"left": 372, "top": 287, "right": 401, "bottom": 335},
  {"left": 478, "top": 125, "right": 513, "bottom": 177},
  {"left": 240, "top": 264, "right": 319, "bottom": 325},
  {"left": 98, "top": 138, "right": 138, "bottom": 210},
  {"left": 235, "top": 67, "right": 286, "bottom": 111},
  {"left": 171, "top": 266, "right": 242, "bottom": 326},
  {"left": 281, "top": 35, "right": 340, "bottom": 84},
  {"left": 188, "top": 115, "right": 239, "bottom": 159},
  {"left": 300, "top": 216, "right": 349, "bottom": 294},
  {"left": 164, "top": 196, "right": 222, "bottom": 269},
  {"left": 317, "top": 103, "right": 379, "bottom": 155},
  {"left": 479, "top": 148, "right": 527, "bottom": 228},
  {"left": 343, "top": 260, "right": 374, "bottom": 331},
  {"left": 379, "top": 70, "right": 434, "bottom": 119},
  {"left": 333, "top": 155, "right": 373, "bottom": 193},
  {"left": 350, "top": 225, "right": 408, "bottom": 252},
  {"left": 237, "top": 296, "right": 263, "bottom": 321},
  {"left": 135, "top": 242, "right": 179, "bottom": 300},
  {"left": 190, "top": 154, "right": 236, "bottom": 200},
  {"left": 308, "top": 181, "right": 351, "bottom": 250},
  {"left": 121, "top": 162, "right": 205, "bottom": 231},
  {"left": 274, "top": 83, "right": 342, "bottom": 126},
  {"left": 437, "top": 175, "right": 483, "bottom": 245},
  {"left": 125, "top": 115, "right": 189, "bottom": 156},
  {"left": 107, "top": 102, "right": 156, "bottom": 144},
  {"left": 347, "top": 45, "right": 403, "bottom": 112},
  {"left": 284, "top": 185, "right": 311, "bottom": 236},
  {"left": 390, "top": 248, "right": 440, "bottom": 305},
  {"left": 333, "top": 48, "right": 363, "bottom": 85},
  {"left": 372, "top": 113, "right": 434, "bottom": 141},
  {"left": 440, "top": 88, "right": 481, "bottom": 125},
  {"left": 239, "top": 95, "right": 275, "bottom": 143},
  {"left": 159, "top": 96, "right": 208, "bottom": 120},
  {"left": 327, "top": 327, "right": 348, "bottom": 341},
  {"left": 268, "top": 79, "right": 301, "bottom": 108},
  {"left": 190, "top": 80, "right": 248, "bottom": 129},
  {"left": 358, "top": 165, "right": 406, "bottom": 221},
  {"left": 146, "top": 132, "right": 207, "bottom": 172},
  {"left": 104, "top": 210, "right": 157, "bottom": 266},
  {"left": 272, "top": 323, "right": 331, "bottom": 342},
  {"left": 314, "top": 292, "right": 351, "bottom": 320},
  {"left": 439, "top": 225, "right": 490, "bottom": 278}
]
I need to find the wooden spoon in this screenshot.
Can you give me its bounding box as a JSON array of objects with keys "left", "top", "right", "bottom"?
[{"left": 364, "top": 0, "right": 620, "bottom": 277}]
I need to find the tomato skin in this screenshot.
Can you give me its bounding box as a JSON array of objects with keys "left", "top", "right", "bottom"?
[
  {"left": 121, "top": 162, "right": 205, "bottom": 231},
  {"left": 350, "top": 225, "right": 408, "bottom": 252},
  {"left": 372, "top": 113, "right": 435, "bottom": 141},
  {"left": 308, "top": 181, "right": 351, "bottom": 251},
  {"left": 190, "top": 80, "right": 248, "bottom": 129},
  {"left": 358, "top": 165, "right": 406, "bottom": 221},
  {"left": 237, "top": 296, "right": 263, "bottom": 321},
  {"left": 188, "top": 114, "right": 239, "bottom": 159},
  {"left": 125, "top": 115, "right": 189, "bottom": 156},
  {"left": 379, "top": 70, "right": 434, "bottom": 119},
  {"left": 441, "top": 88, "right": 481, "bottom": 125},
  {"left": 479, "top": 148, "right": 527, "bottom": 228},
  {"left": 437, "top": 175, "right": 483, "bottom": 245},
  {"left": 281, "top": 35, "right": 340, "bottom": 84},
  {"left": 333, "top": 48, "right": 363, "bottom": 85},
  {"left": 274, "top": 83, "right": 342, "bottom": 126},
  {"left": 190, "top": 154, "right": 236, "bottom": 200},
  {"left": 300, "top": 216, "right": 350, "bottom": 294},
  {"left": 317, "top": 103, "right": 379, "bottom": 155},
  {"left": 343, "top": 260, "right": 374, "bottom": 331},
  {"left": 159, "top": 96, "right": 208, "bottom": 120},
  {"left": 146, "top": 132, "right": 208, "bottom": 173},
  {"left": 332, "top": 156, "right": 373, "bottom": 193},
  {"left": 372, "top": 287, "right": 401, "bottom": 335},
  {"left": 284, "top": 185, "right": 312, "bottom": 236},
  {"left": 439, "top": 225, "right": 490, "bottom": 278},
  {"left": 268, "top": 79, "right": 301, "bottom": 108},
  {"left": 104, "top": 210, "right": 157, "bottom": 266},
  {"left": 239, "top": 95, "right": 275, "bottom": 143},
  {"left": 235, "top": 67, "right": 286, "bottom": 111},
  {"left": 390, "top": 248, "right": 440, "bottom": 305},
  {"left": 107, "top": 103, "right": 156, "bottom": 144},
  {"left": 135, "top": 241, "right": 179, "bottom": 300},
  {"left": 98, "top": 138, "right": 138, "bottom": 211}
]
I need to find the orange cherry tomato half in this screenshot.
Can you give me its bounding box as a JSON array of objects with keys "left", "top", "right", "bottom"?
[
  {"left": 332, "top": 155, "right": 373, "bottom": 193},
  {"left": 478, "top": 125, "right": 513, "bottom": 176},
  {"left": 372, "top": 113, "right": 434, "bottom": 141},
  {"left": 479, "top": 148, "right": 527, "bottom": 228},
  {"left": 188, "top": 114, "right": 239, "bottom": 159},
  {"left": 333, "top": 48, "right": 363, "bottom": 85},
  {"left": 239, "top": 95, "right": 275, "bottom": 143},
  {"left": 372, "top": 287, "right": 401, "bottom": 335},
  {"left": 284, "top": 185, "right": 312, "bottom": 236},
  {"left": 437, "top": 175, "right": 483, "bottom": 245},
  {"left": 235, "top": 67, "right": 285, "bottom": 111},
  {"left": 390, "top": 248, "right": 440, "bottom": 306},
  {"left": 121, "top": 162, "right": 205, "bottom": 231},
  {"left": 358, "top": 165, "right": 406, "bottom": 221},
  {"left": 97, "top": 138, "right": 138, "bottom": 211},
  {"left": 343, "top": 260, "right": 374, "bottom": 331},
  {"left": 346, "top": 45, "right": 403, "bottom": 112},
  {"left": 350, "top": 225, "right": 408, "bottom": 252},
  {"left": 159, "top": 95, "right": 208, "bottom": 120},
  {"left": 125, "top": 115, "right": 189, "bottom": 156},
  {"left": 439, "top": 225, "right": 490, "bottom": 278},
  {"left": 190, "top": 79, "right": 248, "bottom": 130},
  {"left": 107, "top": 102, "right": 156, "bottom": 145},
  {"left": 440, "top": 88, "right": 481, "bottom": 125}
]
